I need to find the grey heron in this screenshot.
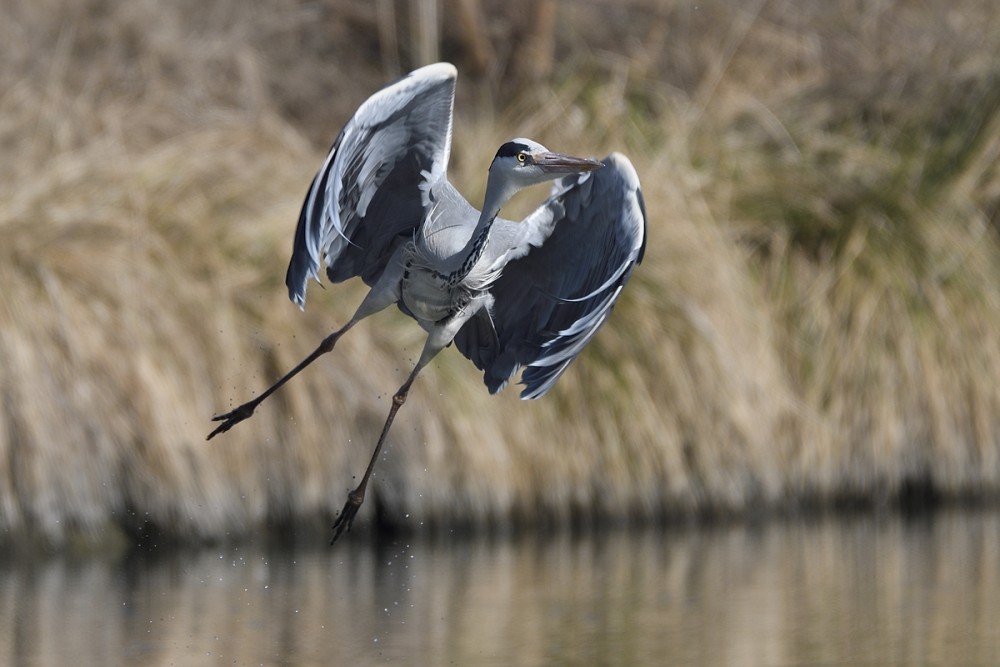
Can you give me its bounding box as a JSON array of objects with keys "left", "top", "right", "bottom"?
[{"left": 208, "top": 63, "right": 646, "bottom": 542}]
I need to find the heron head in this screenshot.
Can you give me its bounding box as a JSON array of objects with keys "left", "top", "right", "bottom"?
[{"left": 489, "top": 138, "right": 603, "bottom": 189}]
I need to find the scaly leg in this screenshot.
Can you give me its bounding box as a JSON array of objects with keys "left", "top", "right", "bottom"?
[
  {"left": 329, "top": 362, "right": 423, "bottom": 544},
  {"left": 327, "top": 301, "right": 478, "bottom": 544},
  {"left": 207, "top": 320, "right": 356, "bottom": 440},
  {"left": 207, "top": 269, "right": 404, "bottom": 441}
]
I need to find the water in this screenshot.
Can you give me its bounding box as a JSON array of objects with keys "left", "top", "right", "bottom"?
[{"left": 1, "top": 510, "right": 998, "bottom": 666}]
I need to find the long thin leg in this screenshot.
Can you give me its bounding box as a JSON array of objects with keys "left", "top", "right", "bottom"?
[
  {"left": 207, "top": 320, "right": 357, "bottom": 440},
  {"left": 326, "top": 299, "right": 486, "bottom": 544},
  {"left": 207, "top": 263, "right": 405, "bottom": 441},
  {"left": 329, "top": 362, "right": 423, "bottom": 544}
]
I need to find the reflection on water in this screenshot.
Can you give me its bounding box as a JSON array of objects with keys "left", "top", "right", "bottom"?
[{"left": 1, "top": 510, "right": 998, "bottom": 666}]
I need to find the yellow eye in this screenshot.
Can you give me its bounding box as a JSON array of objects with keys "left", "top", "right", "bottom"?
[{"left": 517, "top": 152, "right": 527, "bottom": 164}]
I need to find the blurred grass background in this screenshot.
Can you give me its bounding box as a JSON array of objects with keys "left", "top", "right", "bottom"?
[{"left": 2, "top": 0, "right": 1000, "bottom": 549}]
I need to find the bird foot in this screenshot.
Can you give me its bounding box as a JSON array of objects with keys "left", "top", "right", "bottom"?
[
  {"left": 207, "top": 402, "right": 257, "bottom": 440},
  {"left": 330, "top": 490, "right": 365, "bottom": 545}
]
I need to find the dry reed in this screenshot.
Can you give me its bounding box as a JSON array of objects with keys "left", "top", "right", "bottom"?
[{"left": 2, "top": 0, "right": 999, "bottom": 547}]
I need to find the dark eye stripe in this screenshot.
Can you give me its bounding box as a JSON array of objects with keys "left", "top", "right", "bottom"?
[{"left": 495, "top": 141, "right": 532, "bottom": 159}]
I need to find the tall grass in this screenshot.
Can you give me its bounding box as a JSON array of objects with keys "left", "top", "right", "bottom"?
[{"left": 2, "top": 0, "right": 1000, "bottom": 547}]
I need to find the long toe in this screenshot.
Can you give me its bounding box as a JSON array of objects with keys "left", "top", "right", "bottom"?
[
  {"left": 330, "top": 492, "right": 365, "bottom": 545},
  {"left": 206, "top": 420, "right": 234, "bottom": 440},
  {"left": 206, "top": 404, "right": 255, "bottom": 440}
]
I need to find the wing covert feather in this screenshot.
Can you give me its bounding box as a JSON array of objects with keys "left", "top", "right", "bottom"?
[
  {"left": 286, "top": 63, "right": 457, "bottom": 307},
  {"left": 455, "top": 152, "right": 647, "bottom": 398}
]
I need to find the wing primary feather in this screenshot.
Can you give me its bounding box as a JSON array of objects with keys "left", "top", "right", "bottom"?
[
  {"left": 453, "top": 152, "right": 647, "bottom": 399},
  {"left": 285, "top": 63, "right": 457, "bottom": 307}
]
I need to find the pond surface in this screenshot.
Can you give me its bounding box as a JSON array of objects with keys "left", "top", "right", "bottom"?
[{"left": 1, "top": 510, "right": 998, "bottom": 666}]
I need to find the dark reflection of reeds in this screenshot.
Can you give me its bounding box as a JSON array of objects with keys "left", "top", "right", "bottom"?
[
  {"left": 3, "top": 0, "right": 1000, "bottom": 547},
  {"left": 0, "top": 512, "right": 998, "bottom": 666}
]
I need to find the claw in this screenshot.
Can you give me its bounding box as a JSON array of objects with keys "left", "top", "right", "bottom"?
[
  {"left": 206, "top": 403, "right": 257, "bottom": 440},
  {"left": 330, "top": 490, "right": 365, "bottom": 545}
]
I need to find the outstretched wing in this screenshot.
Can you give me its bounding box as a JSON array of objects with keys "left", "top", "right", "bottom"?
[
  {"left": 286, "top": 63, "right": 457, "bottom": 307},
  {"left": 455, "top": 152, "right": 647, "bottom": 398}
]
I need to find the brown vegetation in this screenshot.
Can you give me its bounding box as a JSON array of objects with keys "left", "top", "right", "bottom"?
[{"left": 2, "top": 0, "right": 999, "bottom": 547}]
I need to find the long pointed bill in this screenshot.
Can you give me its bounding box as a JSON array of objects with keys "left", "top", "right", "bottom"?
[{"left": 535, "top": 152, "right": 604, "bottom": 174}]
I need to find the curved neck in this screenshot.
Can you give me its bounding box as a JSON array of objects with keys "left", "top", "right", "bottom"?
[{"left": 451, "top": 172, "right": 517, "bottom": 284}]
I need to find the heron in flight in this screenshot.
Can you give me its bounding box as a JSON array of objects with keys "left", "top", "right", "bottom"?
[{"left": 208, "top": 63, "right": 646, "bottom": 542}]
